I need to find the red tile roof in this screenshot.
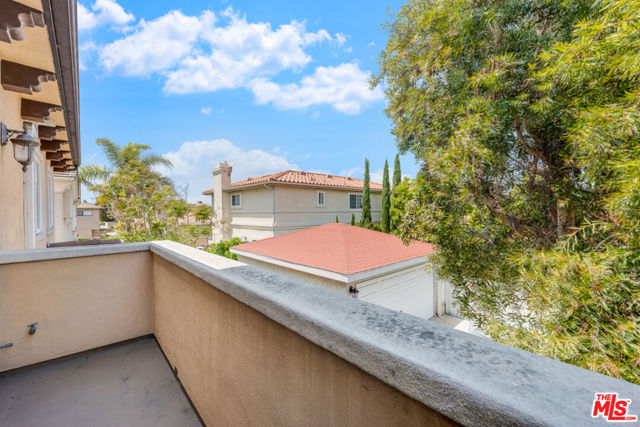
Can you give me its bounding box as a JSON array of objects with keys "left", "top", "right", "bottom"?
[
  {"left": 202, "top": 170, "right": 382, "bottom": 195},
  {"left": 232, "top": 223, "right": 436, "bottom": 275}
]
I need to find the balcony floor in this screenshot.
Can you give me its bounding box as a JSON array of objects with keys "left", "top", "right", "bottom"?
[{"left": 0, "top": 337, "right": 201, "bottom": 427}]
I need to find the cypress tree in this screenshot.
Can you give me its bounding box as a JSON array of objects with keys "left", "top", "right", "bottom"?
[
  {"left": 350, "top": 213, "right": 355, "bottom": 226},
  {"left": 335, "top": 215, "right": 339, "bottom": 223},
  {"left": 361, "top": 158, "right": 372, "bottom": 225},
  {"left": 391, "top": 154, "right": 402, "bottom": 231},
  {"left": 381, "top": 160, "right": 390, "bottom": 232},
  {"left": 393, "top": 154, "right": 401, "bottom": 189}
]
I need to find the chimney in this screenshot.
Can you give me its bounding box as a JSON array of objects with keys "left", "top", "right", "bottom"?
[{"left": 211, "top": 161, "right": 232, "bottom": 243}]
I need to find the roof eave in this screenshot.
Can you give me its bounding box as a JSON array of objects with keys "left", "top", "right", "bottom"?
[
  {"left": 226, "top": 181, "right": 383, "bottom": 192},
  {"left": 231, "top": 249, "right": 429, "bottom": 284},
  {"left": 41, "top": 0, "right": 80, "bottom": 167}
]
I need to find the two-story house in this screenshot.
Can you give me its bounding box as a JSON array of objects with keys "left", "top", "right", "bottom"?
[{"left": 202, "top": 162, "right": 382, "bottom": 242}]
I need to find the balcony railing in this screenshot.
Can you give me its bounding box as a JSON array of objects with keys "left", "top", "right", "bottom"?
[{"left": 0, "top": 241, "right": 638, "bottom": 425}]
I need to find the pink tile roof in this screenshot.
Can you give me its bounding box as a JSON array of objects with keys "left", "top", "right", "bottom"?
[
  {"left": 232, "top": 223, "right": 436, "bottom": 275},
  {"left": 202, "top": 170, "right": 382, "bottom": 195}
]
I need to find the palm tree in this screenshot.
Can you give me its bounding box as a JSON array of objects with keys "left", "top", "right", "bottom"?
[{"left": 79, "top": 138, "right": 173, "bottom": 186}]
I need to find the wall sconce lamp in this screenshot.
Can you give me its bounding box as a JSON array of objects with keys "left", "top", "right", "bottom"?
[{"left": 1, "top": 122, "right": 39, "bottom": 172}]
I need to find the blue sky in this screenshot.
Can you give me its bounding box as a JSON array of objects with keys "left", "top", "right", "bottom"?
[{"left": 78, "top": 0, "right": 415, "bottom": 201}]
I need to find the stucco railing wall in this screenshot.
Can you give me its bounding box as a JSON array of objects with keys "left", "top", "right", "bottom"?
[
  {"left": 1, "top": 241, "right": 639, "bottom": 426},
  {"left": 0, "top": 243, "right": 153, "bottom": 371},
  {"left": 152, "top": 250, "right": 453, "bottom": 426}
]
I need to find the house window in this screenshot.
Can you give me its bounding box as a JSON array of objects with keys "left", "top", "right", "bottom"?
[
  {"left": 317, "top": 191, "right": 325, "bottom": 206},
  {"left": 231, "top": 193, "right": 241, "bottom": 208},
  {"left": 77, "top": 210, "right": 94, "bottom": 216},
  {"left": 47, "top": 174, "right": 55, "bottom": 233},
  {"left": 34, "top": 157, "right": 43, "bottom": 235},
  {"left": 349, "top": 194, "right": 363, "bottom": 209}
]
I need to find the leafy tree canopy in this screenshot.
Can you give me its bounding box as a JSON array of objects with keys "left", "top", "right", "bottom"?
[{"left": 376, "top": 0, "right": 640, "bottom": 382}]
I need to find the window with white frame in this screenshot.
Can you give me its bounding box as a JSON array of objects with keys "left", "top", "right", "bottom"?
[
  {"left": 33, "top": 157, "right": 43, "bottom": 235},
  {"left": 47, "top": 173, "right": 54, "bottom": 233},
  {"left": 231, "top": 193, "right": 241, "bottom": 208},
  {"left": 349, "top": 194, "right": 363, "bottom": 209},
  {"left": 77, "top": 210, "right": 94, "bottom": 216},
  {"left": 317, "top": 191, "right": 325, "bottom": 206}
]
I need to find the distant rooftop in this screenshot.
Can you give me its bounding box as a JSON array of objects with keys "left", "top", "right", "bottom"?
[
  {"left": 202, "top": 170, "right": 383, "bottom": 195},
  {"left": 76, "top": 203, "right": 103, "bottom": 209},
  {"left": 232, "top": 223, "right": 436, "bottom": 276}
]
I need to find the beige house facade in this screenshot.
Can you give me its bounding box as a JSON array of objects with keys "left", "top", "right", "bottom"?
[
  {"left": 76, "top": 203, "right": 103, "bottom": 239},
  {"left": 0, "top": 0, "right": 81, "bottom": 250},
  {"left": 203, "top": 162, "right": 383, "bottom": 242}
]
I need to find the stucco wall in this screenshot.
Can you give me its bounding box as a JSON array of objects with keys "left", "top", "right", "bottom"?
[
  {"left": 0, "top": 90, "right": 72, "bottom": 250},
  {"left": 216, "top": 184, "right": 384, "bottom": 242},
  {"left": 0, "top": 251, "right": 154, "bottom": 371},
  {"left": 2, "top": 242, "right": 637, "bottom": 425},
  {"left": 236, "top": 254, "right": 346, "bottom": 294},
  {"left": 76, "top": 209, "right": 102, "bottom": 239},
  {"left": 274, "top": 185, "right": 382, "bottom": 227},
  {"left": 0, "top": 90, "right": 27, "bottom": 251},
  {"left": 227, "top": 186, "right": 275, "bottom": 241},
  {"left": 152, "top": 254, "right": 453, "bottom": 426}
]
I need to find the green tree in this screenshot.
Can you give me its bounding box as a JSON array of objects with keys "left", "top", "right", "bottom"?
[
  {"left": 375, "top": 0, "right": 640, "bottom": 382},
  {"left": 95, "top": 160, "right": 175, "bottom": 240},
  {"left": 206, "top": 238, "right": 243, "bottom": 260},
  {"left": 392, "top": 154, "right": 401, "bottom": 189},
  {"left": 391, "top": 154, "right": 403, "bottom": 231},
  {"left": 193, "top": 203, "right": 213, "bottom": 224},
  {"left": 381, "top": 160, "right": 391, "bottom": 232},
  {"left": 80, "top": 139, "right": 201, "bottom": 245},
  {"left": 335, "top": 215, "right": 339, "bottom": 223},
  {"left": 79, "top": 138, "right": 173, "bottom": 187},
  {"left": 361, "top": 158, "right": 372, "bottom": 225},
  {"left": 390, "top": 178, "right": 413, "bottom": 234},
  {"left": 167, "top": 199, "right": 188, "bottom": 224},
  {"left": 350, "top": 213, "right": 355, "bottom": 226}
]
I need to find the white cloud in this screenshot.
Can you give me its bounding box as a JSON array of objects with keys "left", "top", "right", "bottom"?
[
  {"left": 78, "top": 0, "right": 134, "bottom": 31},
  {"left": 339, "top": 166, "right": 363, "bottom": 177},
  {"left": 334, "top": 33, "right": 347, "bottom": 46},
  {"left": 249, "top": 62, "right": 383, "bottom": 114},
  {"left": 79, "top": 41, "right": 98, "bottom": 70},
  {"left": 370, "top": 168, "right": 384, "bottom": 184},
  {"left": 163, "top": 11, "right": 331, "bottom": 94},
  {"left": 201, "top": 107, "right": 213, "bottom": 115},
  {"left": 100, "top": 11, "right": 213, "bottom": 76},
  {"left": 159, "top": 139, "right": 298, "bottom": 202},
  {"left": 339, "top": 166, "right": 383, "bottom": 184},
  {"left": 95, "top": 7, "right": 381, "bottom": 114},
  {"left": 98, "top": 7, "right": 331, "bottom": 92}
]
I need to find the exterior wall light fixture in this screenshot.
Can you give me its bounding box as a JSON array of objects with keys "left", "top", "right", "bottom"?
[{"left": 1, "top": 122, "right": 39, "bottom": 172}]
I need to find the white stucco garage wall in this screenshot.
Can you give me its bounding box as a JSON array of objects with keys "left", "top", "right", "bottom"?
[{"left": 355, "top": 263, "right": 435, "bottom": 319}]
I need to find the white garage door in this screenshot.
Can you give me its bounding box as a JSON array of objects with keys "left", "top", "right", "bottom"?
[{"left": 356, "top": 264, "right": 434, "bottom": 319}]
